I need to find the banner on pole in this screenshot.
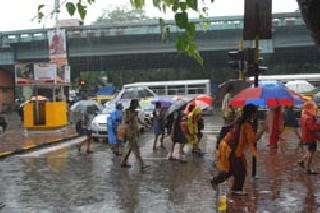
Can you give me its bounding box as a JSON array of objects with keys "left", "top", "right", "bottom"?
[{"left": 48, "top": 29, "right": 67, "bottom": 59}]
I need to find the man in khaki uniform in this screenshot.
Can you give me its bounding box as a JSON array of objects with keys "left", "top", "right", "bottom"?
[{"left": 120, "top": 99, "right": 149, "bottom": 172}]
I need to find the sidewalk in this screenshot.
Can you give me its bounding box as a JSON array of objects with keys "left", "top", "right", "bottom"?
[{"left": 0, "top": 112, "right": 78, "bottom": 158}]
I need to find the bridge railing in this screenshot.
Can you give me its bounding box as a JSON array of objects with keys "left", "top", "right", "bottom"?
[{"left": 0, "top": 12, "right": 304, "bottom": 45}]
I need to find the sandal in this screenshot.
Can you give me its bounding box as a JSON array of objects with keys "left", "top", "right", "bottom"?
[{"left": 120, "top": 164, "right": 132, "bottom": 168}]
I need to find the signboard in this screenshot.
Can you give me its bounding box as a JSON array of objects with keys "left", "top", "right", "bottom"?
[
  {"left": 34, "top": 63, "right": 57, "bottom": 83},
  {"left": 15, "top": 64, "right": 34, "bottom": 85},
  {"left": 244, "top": 0, "right": 272, "bottom": 40},
  {"left": 15, "top": 63, "right": 69, "bottom": 85},
  {"left": 47, "top": 29, "right": 67, "bottom": 58},
  {"left": 56, "top": 65, "right": 71, "bottom": 84}
]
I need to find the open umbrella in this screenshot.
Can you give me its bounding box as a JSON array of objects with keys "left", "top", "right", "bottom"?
[
  {"left": 229, "top": 84, "right": 304, "bottom": 108},
  {"left": 151, "top": 97, "right": 174, "bottom": 108},
  {"left": 285, "top": 80, "right": 316, "bottom": 94},
  {"left": 217, "top": 79, "right": 251, "bottom": 101},
  {"left": 166, "top": 99, "right": 188, "bottom": 115},
  {"left": 70, "top": 100, "right": 101, "bottom": 114},
  {"left": 195, "top": 94, "right": 213, "bottom": 106}
]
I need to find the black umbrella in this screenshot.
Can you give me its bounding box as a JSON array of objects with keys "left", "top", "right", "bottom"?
[
  {"left": 217, "top": 79, "right": 250, "bottom": 102},
  {"left": 166, "top": 99, "right": 188, "bottom": 116}
]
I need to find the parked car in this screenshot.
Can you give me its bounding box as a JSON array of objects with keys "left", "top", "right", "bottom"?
[{"left": 140, "top": 102, "right": 154, "bottom": 126}]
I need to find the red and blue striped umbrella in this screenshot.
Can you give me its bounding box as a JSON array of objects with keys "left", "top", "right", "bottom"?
[{"left": 229, "top": 84, "right": 304, "bottom": 107}]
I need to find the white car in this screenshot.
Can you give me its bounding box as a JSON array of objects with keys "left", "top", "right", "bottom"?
[
  {"left": 91, "top": 108, "right": 112, "bottom": 141},
  {"left": 91, "top": 106, "right": 145, "bottom": 141}
]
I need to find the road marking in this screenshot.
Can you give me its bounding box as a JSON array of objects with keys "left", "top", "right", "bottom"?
[{"left": 18, "top": 137, "right": 86, "bottom": 157}]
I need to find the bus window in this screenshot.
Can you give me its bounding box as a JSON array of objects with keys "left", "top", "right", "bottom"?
[
  {"left": 168, "top": 85, "right": 185, "bottom": 95},
  {"left": 187, "top": 84, "right": 206, "bottom": 95},
  {"left": 149, "top": 86, "right": 166, "bottom": 95}
]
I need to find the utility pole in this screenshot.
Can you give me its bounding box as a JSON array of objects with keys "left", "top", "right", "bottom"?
[
  {"left": 244, "top": 0, "right": 272, "bottom": 178},
  {"left": 239, "top": 39, "right": 245, "bottom": 80}
]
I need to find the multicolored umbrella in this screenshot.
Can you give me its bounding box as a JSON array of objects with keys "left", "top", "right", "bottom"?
[{"left": 229, "top": 84, "right": 304, "bottom": 108}]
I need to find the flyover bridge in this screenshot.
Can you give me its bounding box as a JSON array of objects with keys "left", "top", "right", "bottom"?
[{"left": 0, "top": 12, "right": 318, "bottom": 72}]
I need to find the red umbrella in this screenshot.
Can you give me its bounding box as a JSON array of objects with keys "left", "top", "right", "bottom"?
[
  {"left": 184, "top": 95, "right": 213, "bottom": 114},
  {"left": 195, "top": 95, "right": 213, "bottom": 106}
]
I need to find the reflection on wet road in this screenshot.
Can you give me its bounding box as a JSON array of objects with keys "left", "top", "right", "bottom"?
[{"left": 0, "top": 117, "right": 319, "bottom": 212}]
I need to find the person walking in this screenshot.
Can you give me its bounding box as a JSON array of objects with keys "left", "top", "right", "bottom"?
[
  {"left": 212, "top": 104, "right": 266, "bottom": 196},
  {"left": 153, "top": 102, "right": 166, "bottom": 150},
  {"left": 169, "top": 108, "right": 187, "bottom": 161},
  {"left": 266, "top": 105, "right": 284, "bottom": 149},
  {"left": 77, "top": 115, "right": 93, "bottom": 154},
  {"left": 107, "top": 103, "right": 123, "bottom": 156},
  {"left": 120, "top": 99, "right": 149, "bottom": 172},
  {"left": 222, "top": 86, "right": 235, "bottom": 125},
  {"left": 298, "top": 101, "right": 320, "bottom": 175},
  {"left": 187, "top": 106, "right": 202, "bottom": 155}
]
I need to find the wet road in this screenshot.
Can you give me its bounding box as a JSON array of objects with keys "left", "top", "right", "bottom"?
[{"left": 0, "top": 116, "right": 320, "bottom": 212}]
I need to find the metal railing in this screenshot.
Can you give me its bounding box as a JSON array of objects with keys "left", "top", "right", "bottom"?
[{"left": 1, "top": 12, "right": 304, "bottom": 45}]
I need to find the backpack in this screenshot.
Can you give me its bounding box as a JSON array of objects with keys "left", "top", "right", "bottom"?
[
  {"left": 216, "top": 125, "right": 233, "bottom": 150},
  {"left": 216, "top": 120, "right": 241, "bottom": 150},
  {"left": 215, "top": 120, "right": 241, "bottom": 172}
]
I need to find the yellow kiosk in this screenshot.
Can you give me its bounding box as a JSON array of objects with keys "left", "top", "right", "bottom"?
[
  {"left": 15, "top": 63, "right": 69, "bottom": 130},
  {"left": 24, "top": 100, "right": 67, "bottom": 130}
]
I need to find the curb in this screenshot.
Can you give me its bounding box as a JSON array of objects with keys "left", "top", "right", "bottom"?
[{"left": 0, "top": 135, "right": 80, "bottom": 160}]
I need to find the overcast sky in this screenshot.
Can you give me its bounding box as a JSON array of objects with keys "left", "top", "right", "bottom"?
[{"left": 0, "top": 0, "right": 299, "bottom": 31}]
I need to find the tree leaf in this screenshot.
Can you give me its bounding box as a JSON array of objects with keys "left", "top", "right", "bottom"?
[
  {"left": 37, "top": 4, "right": 45, "bottom": 23},
  {"left": 179, "top": 2, "right": 187, "bottom": 11},
  {"left": 38, "top": 4, "right": 44, "bottom": 11},
  {"left": 186, "top": 22, "right": 196, "bottom": 38},
  {"left": 176, "top": 35, "right": 188, "bottom": 52},
  {"left": 87, "top": 0, "right": 95, "bottom": 5},
  {"left": 186, "top": 0, "right": 198, "bottom": 11},
  {"left": 76, "top": 1, "right": 87, "bottom": 20},
  {"left": 66, "top": 2, "right": 76, "bottom": 16},
  {"left": 175, "top": 12, "right": 188, "bottom": 29},
  {"left": 130, "top": 0, "right": 145, "bottom": 9},
  {"left": 199, "top": 15, "right": 209, "bottom": 32}
]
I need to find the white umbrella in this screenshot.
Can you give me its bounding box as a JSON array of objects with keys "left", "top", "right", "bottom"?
[{"left": 285, "top": 80, "right": 315, "bottom": 94}]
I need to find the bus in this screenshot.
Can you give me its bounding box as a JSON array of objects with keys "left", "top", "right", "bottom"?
[{"left": 123, "top": 79, "right": 211, "bottom": 99}]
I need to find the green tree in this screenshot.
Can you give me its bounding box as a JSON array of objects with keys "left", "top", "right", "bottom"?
[{"left": 94, "top": 7, "right": 154, "bottom": 25}]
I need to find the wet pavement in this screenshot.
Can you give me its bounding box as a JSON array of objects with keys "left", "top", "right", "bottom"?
[
  {"left": 0, "top": 112, "right": 77, "bottom": 156},
  {"left": 0, "top": 113, "right": 320, "bottom": 212}
]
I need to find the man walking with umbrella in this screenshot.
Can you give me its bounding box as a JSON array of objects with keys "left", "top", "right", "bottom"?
[{"left": 120, "top": 99, "right": 149, "bottom": 172}]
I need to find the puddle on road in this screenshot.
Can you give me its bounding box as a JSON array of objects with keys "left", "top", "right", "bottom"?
[{"left": 18, "top": 137, "right": 86, "bottom": 157}]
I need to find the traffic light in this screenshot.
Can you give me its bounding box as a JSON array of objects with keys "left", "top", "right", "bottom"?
[
  {"left": 79, "top": 80, "right": 86, "bottom": 86},
  {"left": 246, "top": 48, "right": 268, "bottom": 77},
  {"left": 228, "top": 51, "right": 244, "bottom": 70}
]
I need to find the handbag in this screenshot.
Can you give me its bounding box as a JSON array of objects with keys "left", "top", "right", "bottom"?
[{"left": 116, "top": 122, "right": 128, "bottom": 141}]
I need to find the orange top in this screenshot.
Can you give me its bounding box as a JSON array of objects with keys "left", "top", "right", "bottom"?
[
  {"left": 216, "top": 139, "right": 232, "bottom": 172},
  {"left": 235, "top": 121, "right": 257, "bottom": 158}
]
